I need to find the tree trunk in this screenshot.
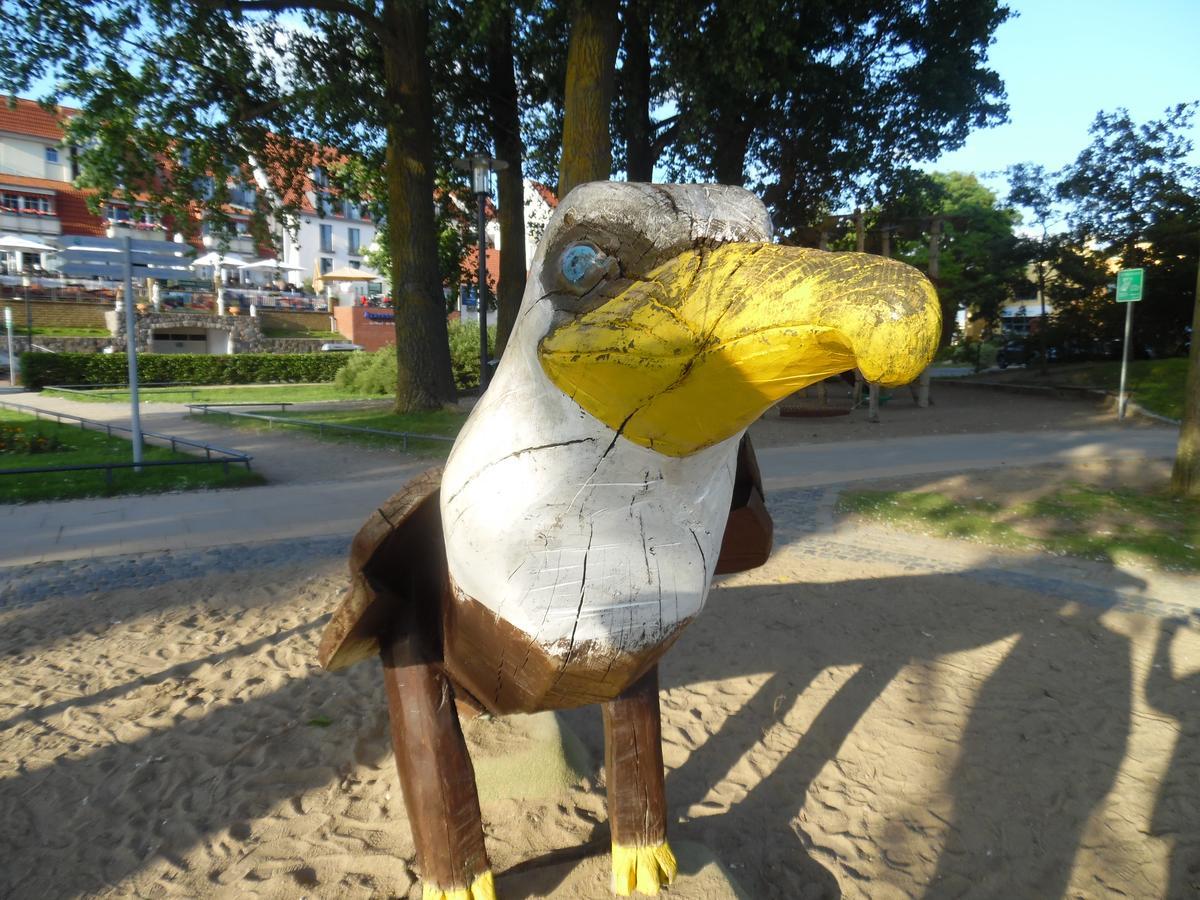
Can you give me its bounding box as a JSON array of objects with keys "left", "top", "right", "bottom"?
[
  {"left": 620, "top": 0, "right": 653, "bottom": 182},
  {"left": 916, "top": 215, "right": 942, "bottom": 409},
  {"left": 486, "top": 3, "right": 526, "bottom": 359},
  {"left": 557, "top": 0, "right": 619, "bottom": 198},
  {"left": 380, "top": 0, "right": 455, "bottom": 410},
  {"left": 712, "top": 109, "right": 751, "bottom": 186},
  {"left": 1170, "top": 248, "right": 1200, "bottom": 496}
]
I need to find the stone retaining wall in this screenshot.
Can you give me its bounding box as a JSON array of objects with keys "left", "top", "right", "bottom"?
[
  {"left": 260, "top": 338, "right": 328, "bottom": 353},
  {"left": 107, "top": 309, "right": 265, "bottom": 353},
  {"left": 5, "top": 335, "right": 115, "bottom": 355}
]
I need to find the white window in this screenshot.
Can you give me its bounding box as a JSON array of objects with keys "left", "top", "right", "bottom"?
[
  {"left": 45, "top": 146, "right": 59, "bottom": 163},
  {"left": 348, "top": 227, "right": 361, "bottom": 255}
]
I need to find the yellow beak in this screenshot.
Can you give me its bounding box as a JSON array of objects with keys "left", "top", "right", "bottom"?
[{"left": 538, "top": 243, "right": 941, "bottom": 457}]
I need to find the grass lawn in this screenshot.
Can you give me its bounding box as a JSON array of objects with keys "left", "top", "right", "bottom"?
[
  {"left": 0, "top": 408, "right": 263, "bottom": 502},
  {"left": 976, "top": 358, "right": 1188, "bottom": 420},
  {"left": 44, "top": 383, "right": 363, "bottom": 404},
  {"left": 840, "top": 482, "right": 1200, "bottom": 572},
  {"left": 197, "top": 406, "right": 468, "bottom": 455},
  {"left": 261, "top": 328, "right": 343, "bottom": 340}
]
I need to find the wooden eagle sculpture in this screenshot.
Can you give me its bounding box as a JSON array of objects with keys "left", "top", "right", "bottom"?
[{"left": 318, "top": 182, "right": 941, "bottom": 899}]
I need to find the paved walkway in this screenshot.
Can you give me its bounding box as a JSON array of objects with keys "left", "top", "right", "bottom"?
[{"left": 0, "top": 389, "right": 1182, "bottom": 570}]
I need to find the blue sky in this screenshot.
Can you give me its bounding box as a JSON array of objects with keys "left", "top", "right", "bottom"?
[{"left": 925, "top": 0, "right": 1200, "bottom": 184}]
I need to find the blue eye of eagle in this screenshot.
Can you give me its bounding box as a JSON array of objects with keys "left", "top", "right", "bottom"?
[{"left": 560, "top": 242, "right": 600, "bottom": 284}]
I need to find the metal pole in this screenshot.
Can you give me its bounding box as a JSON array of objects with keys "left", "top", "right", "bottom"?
[
  {"left": 477, "top": 191, "right": 489, "bottom": 391},
  {"left": 1037, "top": 256, "right": 1048, "bottom": 375},
  {"left": 4, "top": 307, "right": 14, "bottom": 387},
  {"left": 123, "top": 236, "right": 144, "bottom": 468},
  {"left": 24, "top": 276, "right": 32, "bottom": 348},
  {"left": 1118, "top": 299, "right": 1134, "bottom": 421}
]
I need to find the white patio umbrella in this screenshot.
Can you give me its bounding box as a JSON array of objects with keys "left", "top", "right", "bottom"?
[
  {"left": 313, "top": 266, "right": 381, "bottom": 308},
  {"left": 0, "top": 235, "right": 58, "bottom": 253},
  {"left": 191, "top": 252, "right": 246, "bottom": 314},
  {"left": 238, "top": 258, "right": 304, "bottom": 271},
  {"left": 321, "top": 265, "right": 381, "bottom": 282},
  {"left": 191, "top": 251, "right": 246, "bottom": 269}
]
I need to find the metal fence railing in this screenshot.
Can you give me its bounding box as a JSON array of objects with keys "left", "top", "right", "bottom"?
[
  {"left": 0, "top": 399, "right": 254, "bottom": 484},
  {"left": 187, "top": 404, "right": 455, "bottom": 452}
]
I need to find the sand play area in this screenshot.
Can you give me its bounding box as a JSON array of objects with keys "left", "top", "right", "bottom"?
[
  {"left": 2, "top": 383, "right": 1198, "bottom": 899},
  {"left": 3, "top": 468, "right": 1199, "bottom": 899}
]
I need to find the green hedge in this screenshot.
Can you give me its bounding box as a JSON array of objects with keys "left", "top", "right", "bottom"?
[{"left": 20, "top": 352, "right": 352, "bottom": 389}]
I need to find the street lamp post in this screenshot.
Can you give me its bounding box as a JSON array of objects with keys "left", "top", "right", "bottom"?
[
  {"left": 105, "top": 225, "right": 143, "bottom": 469},
  {"left": 22, "top": 273, "right": 32, "bottom": 349},
  {"left": 5, "top": 306, "right": 14, "bottom": 386},
  {"left": 453, "top": 153, "right": 507, "bottom": 392},
  {"left": 202, "top": 234, "right": 225, "bottom": 315}
]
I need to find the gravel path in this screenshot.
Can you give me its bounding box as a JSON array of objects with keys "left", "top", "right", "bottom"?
[
  {"left": 6, "top": 480, "right": 1195, "bottom": 623},
  {"left": 748, "top": 381, "right": 1166, "bottom": 447}
]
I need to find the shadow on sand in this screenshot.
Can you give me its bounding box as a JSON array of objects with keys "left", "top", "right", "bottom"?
[{"left": 0, "top": 555, "right": 1178, "bottom": 898}]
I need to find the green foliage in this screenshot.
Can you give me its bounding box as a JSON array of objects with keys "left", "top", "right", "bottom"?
[
  {"left": 946, "top": 338, "right": 1000, "bottom": 371},
  {"left": 0, "top": 421, "right": 70, "bottom": 454},
  {"left": 841, "top": 483, "right": 1200, "bottom": 572},
  {"left": 651, "top": 1, "right": 1012, "bottom": 229},
  {"left": 995, "top": 358, "right": 1188, "bottom": 421},
  {"left": 44, "top": 383, "right": 359, "bottom": 404},
  {"left": 205, "top": 406, "right": 467, "bottom": 456},
  {"left": 19, "top": 352, "right": 350, "bottom": 390},
  {"left": 0, "top": 409, "right": 262, "bottom": 502},
  {"left": 447, "top": 320, "right": 496, "bottom": 391},
  {"left": 334, "top": 347, "right": 398, "bottom": 396},
  {"left": 847, "top": 171, "right": 1024, "bottom": 339},
  {"left": 1055, "top": 105, "right": 1200, "bottom": 357},
  {"left": 334, "top": 322, "right": 497, "bottom": 396}
]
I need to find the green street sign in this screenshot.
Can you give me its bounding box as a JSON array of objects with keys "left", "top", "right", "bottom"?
[{"left": 1115, "top": 268, "right": 1144, "bottom": 303}]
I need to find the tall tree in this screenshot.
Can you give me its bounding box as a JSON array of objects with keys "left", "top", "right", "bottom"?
[
  {"left": 1006, "top": 162, "right": 1060, "bottom": 371},
  {"left": 1057, "top": 104, "right": 1200, "bottom": 357},
  {"left": 1173, "top": 262, "right": 1200, "bottom": 496},
  {"left": 654, "top": 0, "right": 1011, "bottom": 233},
  {"left": 483, "top": 2, "right": 526, "bottom": 356},
  {"left": 1, "top": 0, "right": 457, "bottom": 410},
  {"left": 859, "top": 171, "right": 1023, "bottom": 345},
  {"left": 617, "top": 0, "right": 654, "bottom": 182},
  {"left": 557, "top": 0, "right": 620, "bottom": 197}
]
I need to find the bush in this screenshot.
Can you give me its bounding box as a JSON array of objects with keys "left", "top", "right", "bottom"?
[
  {"left": 334, "top": 322, "right": 498, "bottom": 397},
  {"left": 334, "top": 347, "right": 397, "bottom": 396},
  {"left": 19, "top": 352, "right": 351, "bottom": 389},
  {"left": 948, "top": 338, "right": 1000, "bottom": 370},
  {"left": 447, "top": 320, "right": 496, "bottom": 391}
]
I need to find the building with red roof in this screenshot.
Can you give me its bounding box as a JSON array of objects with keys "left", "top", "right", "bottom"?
[{"left": 0, "top": 99, "right": 108, "bottom": 268}]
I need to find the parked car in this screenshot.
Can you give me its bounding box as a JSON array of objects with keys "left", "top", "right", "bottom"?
[{"left": 319, "top": 342, "right": 364, "bottom": 352}]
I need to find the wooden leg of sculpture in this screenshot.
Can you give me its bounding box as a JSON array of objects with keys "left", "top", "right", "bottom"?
[
  {"left": 602, "top": 665, "right": 677, "bottom": 896},
  {"left": 381, "top": 622, "right": 493, "bottom": 900}
]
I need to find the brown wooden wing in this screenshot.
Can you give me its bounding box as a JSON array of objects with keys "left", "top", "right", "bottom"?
[
  {"left": 714, "top": 434, "right": 773, "bottom": 575},
  {"left": 318, "top": 467, "right": 446, "bottom": 672}
]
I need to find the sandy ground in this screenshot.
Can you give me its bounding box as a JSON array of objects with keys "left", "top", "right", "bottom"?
[
  {"left": 2, "top": 387, "right": 1196, "bottom": 898},
  {"left": 3, "top": 488, "right": 1198, "bottom": 899}
]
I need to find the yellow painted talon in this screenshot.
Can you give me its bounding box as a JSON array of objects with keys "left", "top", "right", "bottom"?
[
  {"left": 422, "top": 869, "right": 496, "bottom": 900},
  {"left": 612, "top": 842, "right": 678, "bottom": 896}
]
